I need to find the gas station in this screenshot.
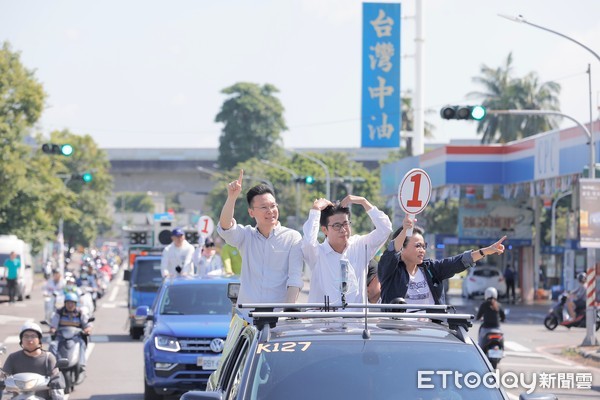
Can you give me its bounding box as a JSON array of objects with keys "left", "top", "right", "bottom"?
[{"left": 381, "top": 121, "right": 600, "bottom": 304}]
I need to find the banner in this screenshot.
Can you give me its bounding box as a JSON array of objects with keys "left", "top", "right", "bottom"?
[
  {"left": 579, "top": 179, "right": 600, "bottom": 248},
  {"left": 458, "top": 199, "right": 533, "bottom": 243},
  {"left": 361, "top": 3, "right": 401, "bottom": 148}
]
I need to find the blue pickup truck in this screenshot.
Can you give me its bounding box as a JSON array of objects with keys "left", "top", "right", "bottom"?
[{"left": 125, "top": 255, "right": 163, "bottom": 339}]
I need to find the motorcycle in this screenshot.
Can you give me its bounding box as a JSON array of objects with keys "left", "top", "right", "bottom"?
[
  {"left": 544, "top": 293, "right": 600, "bottom": 331},
  {"left": 479, "top": 328, "right": 504, "bottom": 369},
  {"left": 45, "top": 324, "right": 92, "bottom": 394}
]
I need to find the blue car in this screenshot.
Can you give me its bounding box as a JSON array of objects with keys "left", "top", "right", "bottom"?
[
  {"left": 126, "top": 255, "right": 164, "bottom": 339},
  {"left": 138, "top": 275, "right": 237, "bottom": 400}
]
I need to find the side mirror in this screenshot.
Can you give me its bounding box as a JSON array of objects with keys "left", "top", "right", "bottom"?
[
  {"left": 227, "top": 282, "right": 240, "bottom": 304},
  {"left": 88, "top": 317, "right": 96, "bottom": 323},
  {"left": 135, "top": 305, "right": 153, "bottom": 323},
  {"left": 123, "top": 269, "right": 131, "bottom": 282},
  {"left": 40, "top": 320, "right": 50, "bottom": 326}
]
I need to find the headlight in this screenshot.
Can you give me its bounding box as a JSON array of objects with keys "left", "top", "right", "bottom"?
[{"left": 154, "top": 335, "right": 180, "bottom": 352}]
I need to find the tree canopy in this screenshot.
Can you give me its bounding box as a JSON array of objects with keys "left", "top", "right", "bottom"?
[
  {"left": 468, "top": 53, "right": 561, "bottom": 144},
  {"left": 215, "top": 82, "right": 286, "bottom": 170}
]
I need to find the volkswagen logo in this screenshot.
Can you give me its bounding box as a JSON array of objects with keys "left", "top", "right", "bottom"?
[{"left": 210, "top": 338, "right": 225, "bottom": 353}]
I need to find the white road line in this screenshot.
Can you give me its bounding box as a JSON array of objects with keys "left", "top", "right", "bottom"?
[
  {"left": 4, "top": 335, "right": 19, "bottom": 344},
  {"left": 85, "top": 342, "right": 95, "bottom": 360},
  {"left": 101, "top": 303, "right": 116, "bottom": 308},
  {"left": 108, "top": 283, "right": 120, "bottom": 302},
  {"left": 0, "top": 315, "right": 32, "bottom": 324},
  {"left": 505, "top": 341, "right": 532, "bottom": 352},
  {"left": 91, "top": 335, "right": 110, "bottom": 343}
]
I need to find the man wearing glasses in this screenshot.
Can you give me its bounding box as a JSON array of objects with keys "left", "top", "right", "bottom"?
[
  {"left": 378, "top": 214, "right": 507, "bottom": 305},
  {"left": 302, "top": 195, "right": 392, "bottom": 306},
  {"left": 217, "top": 170, "right": 303, "bottom": 304}
]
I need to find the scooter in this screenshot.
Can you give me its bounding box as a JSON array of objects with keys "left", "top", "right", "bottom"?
[
  {"left": 544, "top": 293, "right": 600, "bottom": 331},
  {"left": 46, "top": 325, "right": 91, "bottom": 394},
  {"left": 479, "top": 328, "right": 504, "bottom": 369},
  {"left": 43, "top": 291, "right": 65, "bottom": 323}
]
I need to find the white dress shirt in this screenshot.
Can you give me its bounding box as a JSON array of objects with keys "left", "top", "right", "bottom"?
[
  {"left": 217, "top": 220, "right": 303, "bottom": 304},
  {"left": 302, "top": 207, "right": 392, "bottom": 306},
  {"left": 160, "top": 240, "right": 195, "bottom": 277}
]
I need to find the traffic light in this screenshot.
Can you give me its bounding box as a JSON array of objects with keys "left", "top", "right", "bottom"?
[
  {"left": 295, "top": 176, "right": 316, "bottom": 184},
  {"left": 440, "top": 105, "right": 486, "bottom": 121},
  {"left": 72, "top": 172, "right": 93, "bottom": 183},
  {"left": 42, "top": 143, "right": 74, "bottom": 156},
  {"left": 185, "top": 231, "right": 200, "bottom": 244}
]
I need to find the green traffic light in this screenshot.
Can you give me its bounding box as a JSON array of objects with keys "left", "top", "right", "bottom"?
[
  {"left": 470, "top": 106, "right": 486, "bottom": 121},
  {"left": 305, "top": 176, "right": 315, "bottom": 184},
  {"left": 61, "top": 144, "right": 74, "bottom": 156},
  {"left": 82, "top": 172, "right": 93, "bottom": 183}
]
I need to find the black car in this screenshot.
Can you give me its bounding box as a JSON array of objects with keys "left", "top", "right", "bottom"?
[{"left": 181, "top": 302, "right": 557, "bottom": 400}]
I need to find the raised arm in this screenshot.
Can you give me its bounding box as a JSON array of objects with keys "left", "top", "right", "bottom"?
[
  {"left": 219, "top": 169, "right": 244, "bottom": 230},
  {"left": 470, "top": 236, "right": 507, "bottom": 263},
  {"left": 393, "top": 214, "right": 414, "bottom": 252}
]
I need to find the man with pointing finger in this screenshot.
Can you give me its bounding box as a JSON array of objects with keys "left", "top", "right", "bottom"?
[{"left": 217, "top": 170, "right": 303, "bottom": 305}]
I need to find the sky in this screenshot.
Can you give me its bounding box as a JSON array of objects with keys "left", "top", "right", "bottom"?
[{"left": 2, "top": 0, "right": 600, "bottom": 150}]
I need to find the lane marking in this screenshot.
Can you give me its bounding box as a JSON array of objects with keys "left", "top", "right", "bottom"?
[
  {"left": 85, "top": 342, "right": 95, "bottom": 360},
  {"left": 505, "top": 341, "right": 532, "bottom": 352}
]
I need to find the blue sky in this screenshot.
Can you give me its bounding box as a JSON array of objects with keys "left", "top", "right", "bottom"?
[{"left": 1, "top": 0, "right": 599, "bottom": 149}]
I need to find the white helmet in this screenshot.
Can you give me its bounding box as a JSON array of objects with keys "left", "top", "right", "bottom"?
[
  {"left": 20, "top": 322, "right": 43, "bottom": 341},
  {"left": 484, "top": 287, "right": 498, "bottom": 300},
  {"left": 577, "top": 272, "right": 587, "bottom": 283}
]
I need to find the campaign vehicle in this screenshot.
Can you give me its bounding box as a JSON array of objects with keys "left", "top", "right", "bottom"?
[
  {"left": 124, "top": 254, "right": 163, "bottom": 339},
  {"left": 182, "top": 301, "right": 556, "bottom": 400},
  {"left": 137, "top": 276, "right": 237, "bottom": 400}
]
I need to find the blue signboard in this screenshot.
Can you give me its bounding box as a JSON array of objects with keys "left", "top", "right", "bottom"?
[
  {"left": 362, "top": 3, "right": 401, "bottom": 148},
  {"left": 153, "top": 212, "right": 174, "bottom": 221}
]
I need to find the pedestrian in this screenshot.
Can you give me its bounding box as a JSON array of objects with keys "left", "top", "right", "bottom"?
[
  {"left": 221, "top": 243, "right": 242, "bottom": 276},
  {"left": 160, "top": 228, "right": 195, "bottom": 278},
  {"left": 217, "top": 169, "right": 303, "bottom": 304},
  {"left": 3, "top": 251, "right": 21, "bottom": 303},
  {"left": 504, "top": 264, "right": 516, "bottom": 303},
  {"left": 302, "top": 196, "right": 391, "bottom": 306},
  {"left": 378, "top": 214, "right": 506, "bottom": 305},
  {"left": 194, "top": 237, "right": 224, "bottom": 277}
]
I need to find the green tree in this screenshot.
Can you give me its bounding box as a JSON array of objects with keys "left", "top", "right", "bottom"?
[
  {"left": 400, "top": 92, "right": 436, "bottom": 156},
  {"left": 215, "top": 83, "right": 286, "bottom": 170},
  {"left": 468, "top": 53, "right": 561, "bottom": 144},
  {"left": 114, "top": 193, "right": 155, "bottom": 213}
]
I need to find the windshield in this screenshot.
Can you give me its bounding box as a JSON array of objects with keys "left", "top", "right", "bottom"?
[
  {"left": 159, "top": 283, "right": 231, "bottom": 315},
  {"left": 132, "top": 259, "right": 163, "bottom": 287},
  {"left": 247, "top": 340, "right": 503, "bottom": 400}
]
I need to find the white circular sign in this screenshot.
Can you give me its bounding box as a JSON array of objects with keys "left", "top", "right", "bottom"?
[
  {"left": 398, "top": 168, "right": 432, "bottom": 215},
  {"left": 197, "top": 215, "right": 215, "bottom": 237}
]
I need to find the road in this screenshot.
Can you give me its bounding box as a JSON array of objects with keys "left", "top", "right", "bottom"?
[{"left": 1, "top": 273, "right": 600, "bottom": 399}]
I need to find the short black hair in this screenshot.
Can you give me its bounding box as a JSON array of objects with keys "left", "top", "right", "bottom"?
[
  {"left": 391, "top": 224, "right": 424, "bottom": 248},
  {"left": 319, "top": 201, "right": 350, "bottom": 227},
  {"left": 246, "top": 184, "right": 275, "bottom": 206}
]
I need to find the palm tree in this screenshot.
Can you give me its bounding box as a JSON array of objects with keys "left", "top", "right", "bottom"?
[{"left": 468, "top": 53, "right": 561, "bottom": 144}]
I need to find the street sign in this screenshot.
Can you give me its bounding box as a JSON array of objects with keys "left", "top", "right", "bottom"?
[
  {"left": 398, "top": 168, "right": 432, "bottom": 236},
  {"left": 197, "top": 215, "right": 215, "bottom": 238}
]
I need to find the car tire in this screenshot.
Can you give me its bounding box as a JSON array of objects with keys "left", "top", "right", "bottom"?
[
  {"left": 544, "top": 315, "right": 558, "bottom": 331},
  {"left": 144, "top": 380, "right": 162, "bottom": 400}
]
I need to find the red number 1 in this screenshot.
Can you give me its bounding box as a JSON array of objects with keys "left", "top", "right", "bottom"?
[
  {"left": 407, "top": 174, "right": 422, "bottom": 207},
  {"left": 201, "top": 218, "right": 209, "bottom": 234}
]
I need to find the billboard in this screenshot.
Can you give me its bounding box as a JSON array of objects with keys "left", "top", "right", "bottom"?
[
  {"left": 361, "top": 3, "right": 401, "bottom": 148},
  {"left": 458, "top": 199, "right": 533, "bottom": 244},
  {"left": 579, "top": 179, "right": 600, "bottom": 248}
]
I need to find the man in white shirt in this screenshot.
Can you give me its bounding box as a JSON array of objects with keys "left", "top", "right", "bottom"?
[
  {"left": 160, "top": 228, "right": 195, "bottom": 278},
  {"left": 217, "top": 170, "right": 303, "bottom": 305},
  {"left": 194, "top": 237, "right": 224, "bottom": 277},
  {"left": 302, "top": 196, "right": 392, "bottom": 306}
]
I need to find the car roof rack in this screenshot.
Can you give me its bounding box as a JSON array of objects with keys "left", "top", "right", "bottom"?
[{"left": 238, "top": 303, "right": 473, "bottom": 334}]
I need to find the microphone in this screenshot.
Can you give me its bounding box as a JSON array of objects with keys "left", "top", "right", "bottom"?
[
  {"left": 175, "top": 266, "right": 182, "bottom": 274},
  {"left": 340, "top": 259, "right": 349, "bottom": 295}
]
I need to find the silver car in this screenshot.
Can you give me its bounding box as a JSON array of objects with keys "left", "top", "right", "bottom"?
[{"left": 462, "top": 265, "right": 507, "bottom": 299}]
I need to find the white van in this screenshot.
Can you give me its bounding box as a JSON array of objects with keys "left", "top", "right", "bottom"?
[{"left": 0, "top": 235, "right": 35, "bottom": 301}]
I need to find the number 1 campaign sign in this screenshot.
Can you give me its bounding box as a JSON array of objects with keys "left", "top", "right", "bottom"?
[{"left": 398, "top": 168, "right": 431, "bottom": 236}]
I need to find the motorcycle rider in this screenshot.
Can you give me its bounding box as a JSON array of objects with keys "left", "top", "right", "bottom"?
[
  {"left": 44, "top": 270, "right": 66, "bottom": 296},
  {"left": 475, "top": 287, "right": 506, "bottom": 347},
  {"left": 0, "top": 322, "right": 63, "bottom": 400},
  {"left": 49, "top": 292, "right": 93, "bottom": 372},
  {"left": 565, "top": 272, "right": 587, "bottom": 323}
]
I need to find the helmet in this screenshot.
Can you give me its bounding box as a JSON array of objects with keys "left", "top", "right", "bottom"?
[
  {"left": 19, "top": 322, "right": 43, "bottom": 341},
  {"left": 577, "top": 272, "right": 587, "bottom": 283},
  {"left": 484, "top": 287, "right": 498, "bottom": 300},
  {"left": 65, "top": 292, "right": 79, "bottom": 304}
]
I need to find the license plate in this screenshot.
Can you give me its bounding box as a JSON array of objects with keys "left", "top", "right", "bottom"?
[
  {"left": 197, "top": 356, "right": 220, "bottom": 370},
  {"left": 487, "top": 349, "right": 503, "bottom": 359}
]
